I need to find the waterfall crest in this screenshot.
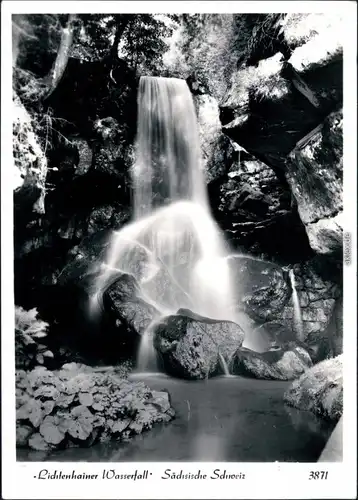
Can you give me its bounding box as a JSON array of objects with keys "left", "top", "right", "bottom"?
[{"left": 92, "top": 76, "right": 239, "bottom": 371}]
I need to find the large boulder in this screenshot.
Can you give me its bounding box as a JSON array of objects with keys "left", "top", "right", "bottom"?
[
  {"left": 154, "top": 309, "right": 245, "bottom": 379},
  {"left": 232, "top": 344, "right": 312, "bottom": 380},
  {"left": 284, "top": 355, "right": 343, "bottom": 421},
  {"left": 103, "top": 273, "right": 159, "bottom": 337}
]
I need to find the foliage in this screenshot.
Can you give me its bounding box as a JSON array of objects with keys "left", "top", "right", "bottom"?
[
  {"left": 118, "top": 15, "right": 177, "bottom": 74},
  {"left": 16, "top": 364, "right": 174, "bottom": 452},
  {"left": 164, "top": 14, "right": 264, "bottom": 100},
  {"left": 15, "top": 306, "right": 54, "bottom": 370}
]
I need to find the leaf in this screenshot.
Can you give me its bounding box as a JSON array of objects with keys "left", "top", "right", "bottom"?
[
  {"left": 40, "top": 416, "right": 65, "bottom": 445},
  {"left": 129, "top": 421, "right": 143, "bottom": 434},
  {"left": 66, "top": 405, "right": 94, "bottom": 440},
  {"left": 66, "top": 419, "right": 92, "bottom": 440},
  {"left": 92, "top": 402, "right": 104, "bottom": 412},
  {"left": 43, "top": 350, "right": 54, "bottom": 358},
  {"left": 34, "top": 384, "right": 59, "bottom": 400},
  {"left": 42, "top": 400, "right": 55, "bottom": 415},
  {"left": 92, "top": 415, "right": 105, "bottom": 428},
  {"left": 56, "top": 393, "right": 75, "bottom": 408},
  {"left": 17, "top": 399, "right": 43, "bottom": 428},
  {"left": 63, "top": 379, "right": 80, "bottom": 395},
  {"left": 28, "top": 432, "right": 50, "bottom": 451},
  {"left": 79, "top": 392, "right": 93, "bottom": 407},
  {"left": 32, "top": 331, "right": 48, "bottom": 338},
  {"left": 110, "top": 419, "right": 131, "bottom": 434},
  {"left": 22, "top": 333, "right": 36, "bottom": 345},
  {"left": 36, "top": 353, "right": 44, "bottom": 364},
  {"left": 16, "top": 424, "right": 33, "bottom": 446}
]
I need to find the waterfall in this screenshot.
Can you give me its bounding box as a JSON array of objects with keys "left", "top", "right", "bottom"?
[
  {"left": 92, "top": 76, "right": 238, "bottom": 372},
  {"left": 289, "top": 269, "right": 304, "bottom": 341},
  {"left": 218, "top": 352, "right": 230, "bottom": 376}
]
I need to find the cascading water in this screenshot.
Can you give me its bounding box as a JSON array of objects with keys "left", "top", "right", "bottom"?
[
  {"left": 91, "top": 76, "right": 238, "bottom": 372},
  {"left": 289, "top": 269, "right": 304, "bottom": 341}
]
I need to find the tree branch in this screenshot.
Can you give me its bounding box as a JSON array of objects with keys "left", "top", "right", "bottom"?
[{"left": 42, "top": 14, "right": 77, "bottom": 100}]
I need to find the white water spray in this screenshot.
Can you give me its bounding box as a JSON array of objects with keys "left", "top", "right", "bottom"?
[
  {"left": 289, "top": 269, "right": 304, "bottom": 341},
  {"left": 218, "top": 352, "right": 230, "bottom": 376},
  {"left": 91, "top": 77, "right": 239, "bottom": 372}
]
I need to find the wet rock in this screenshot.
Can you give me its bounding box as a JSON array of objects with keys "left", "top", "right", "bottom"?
[
  {"left": 284, "top": 355, "right": 343, "bottom": 421},
  {"left": 305, "top": 214, "right": 343, "bottom": 256},
  {"left": 251, "top": 321, "right": 296, "bottom": 347},
  {"left": 228, "top": 256, "right": 291, "bottom": 321},
  {"left": 154, "top": 308, "right": 245, "bottom": 380},
  {"left": 232, "top": 344, "right": 312, "bottom": 380},
  {"left": 16, "top": 365, "right": 175, "bottom": 453},
  {"left": 57, "top": 230, "right": 113, "bottom": 291},
  {"left": 103, "top": 274, "right": 159, "bottom": 337}
]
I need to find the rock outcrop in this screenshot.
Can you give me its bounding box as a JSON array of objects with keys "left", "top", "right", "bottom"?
[
  {"left": 232, "top": 344, "right": 312, "bottom": 380},
  {"left": 210, "top": 148, "right": 314, "bottom": 263},
  {"left": 194, "top": 93, "right": 235, "bottom": 183},
  {"left": 219, "top": 14, "right": 343, "bottom": 258},
  {"left": 286, "top": 110, "right": 343, "bottom": 257},
  {"left": 228, "top": 255, "right": 342, "bottom": 363},
  {"left": 154, "top": 309, "right": 245, "bottom": 379},
  {"left": 284, "top": 355, "right": 343, "bottom": 421}
]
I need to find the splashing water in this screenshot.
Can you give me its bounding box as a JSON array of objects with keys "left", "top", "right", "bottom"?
[
  {"left": 91, "top": 77, "right": 239, "bottom": 371},
  {"left": 289, "top": 269, "right": 304, "bottom": 341}
]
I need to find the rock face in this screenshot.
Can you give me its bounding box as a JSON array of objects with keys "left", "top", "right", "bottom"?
[
  {"left": 103, "top": 274, "right": 158, "bottom": 337},
  {"left": 284, "top": 355, "right": 343, "bottom": 421},
  {"left": 154, "top": 309, "right": 245, "bottom": 379},
  {"left": 279, "top": 258, "right": 342, "bottom": 361},
  {"left": 286, "top": 110, "right": 343, "bottom": 257},
  {"left": 220, "top": 14, "right": 343, "bottom": 173},
  {"left": 232, "top": 344, "right": 312, "bottom": 380},
  {"left": 13, "top": 56, "right": 136, "bottom": 313},
  {"left": 228, "top": 255, "right": 342, "bottom": 363},
  {"left": 219, "top": 14, "right": 343, "bottom": 259},
  {"left": 228, "top": 256, "right": 292, "bottom": 321},
  {"left": 16, "top": 364, "right": 174, "bottom": 454},
  {"left": 209, "top": 148, "right": 313, "bottom": 263}
]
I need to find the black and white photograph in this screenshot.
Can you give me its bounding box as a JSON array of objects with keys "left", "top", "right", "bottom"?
[{"left": 1, "top": 1, "right": 357, "bottom": 499}]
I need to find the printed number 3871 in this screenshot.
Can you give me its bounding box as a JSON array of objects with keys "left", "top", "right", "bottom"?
[{"left": 309, "top": 471, "right": 328, "bottom": 480}]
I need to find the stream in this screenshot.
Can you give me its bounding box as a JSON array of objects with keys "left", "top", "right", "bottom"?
[{"left": 18, "top": 374, "right": 335, "bottom": 462}]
